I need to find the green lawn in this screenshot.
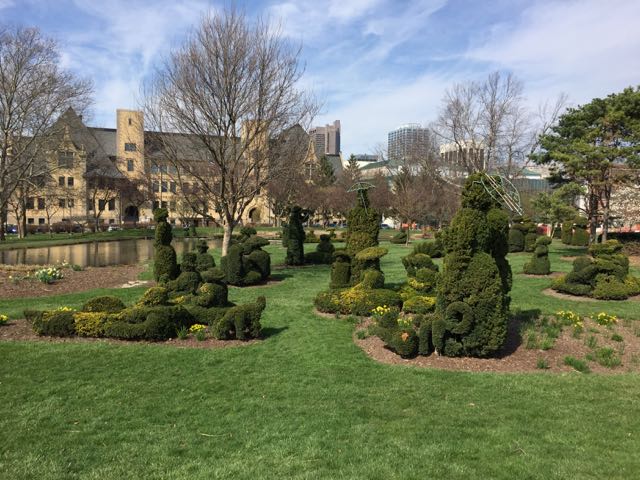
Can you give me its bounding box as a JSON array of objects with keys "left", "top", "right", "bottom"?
[{"left": 1, "top": 241, "right": 639, "bottom": 479}]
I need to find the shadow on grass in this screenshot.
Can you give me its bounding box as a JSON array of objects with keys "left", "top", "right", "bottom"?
[
  {"left": 261, "top": 325, "right": 288, "bottom": 339},
  {"left": 497, "top": 308, "right": 542, "bottom": 358}
]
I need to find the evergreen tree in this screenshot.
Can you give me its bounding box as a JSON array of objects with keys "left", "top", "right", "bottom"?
[
  {"left": 318, "top": 155, "right": 336, "bottom": 186},
  {"left": 344, "top": 154, "right": 362, "bottom": 183}
]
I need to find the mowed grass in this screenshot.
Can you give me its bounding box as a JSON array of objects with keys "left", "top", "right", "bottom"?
[{"left": 1, "top": 241, "right": 640, "bottom": 479}]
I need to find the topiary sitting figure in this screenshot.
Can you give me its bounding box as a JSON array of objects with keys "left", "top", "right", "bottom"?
[
  {"left": 431, "top": 173, "right": 512, "bottom": 358},
  {"left": 195, "top": 239, "right": 216, "bottom": 272},
  {"left": 284, "top": 206, "right": 306, "bottom": 265},
  {"left": 153, "top": 208, "right": 179, "bottom": 282},
  {"left": 166, "top": 252, "right": 202, "bottom": 294},
  {"left": 304, "top": 234, "right": 335, "bottom": 264},
  {"left": 523, "top": 236, "right": 552, "bottom": 275},
  {"left": 220, "top": 233, "right": 271, "bottom": 286}
]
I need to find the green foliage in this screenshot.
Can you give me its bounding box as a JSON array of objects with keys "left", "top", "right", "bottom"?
[
  {"left": 413, "top": 238, "right": 443, "bottom": 258},
  {"left": 221, "top": 234, "right": 271, "bottom": 286},
  {"left": 304, "top": 230, "right": 320, "bottom": 243},
  {"left": 181, "top": 252, "right": 197, "bottom": 272},
  {"left": 220, "top": 244, "right": 245, "bottom": 285},
  {"left": 390, "top": 230, "right": 407, "bottom": 244},
  {"left": 314, "top": 285, "right": 402, "bottom": 316},
  {"left": 402, "top": 252, "right": 438, "bottom": 277},
  {"left": 594, "top": 347, "right": 622, "bottom": 368},
  {"left": 355, "top": 246, "right": 388, "bottom": 261},
  {"left": 153, "top": 208, "right": 169, "bottom": 223},
  {"left": 508, "top": 228, "right": 525, "bottom": 252},
  {"left": 360, "top": 270, "right": 385, "bottom": 289},
  {"left": 211, "top": 296, "right": 266, "bottom": 340},
  {"left": 285, "top": 206, "right": 305, "bottom": 265},
  {"left": 82, "top": 296, "right": 126, "bottom": 313},
  {"left": 563, "top": 356, "right": 591, "bottom": 373},
  {"left": 561, "top": 221, "right": 573, "bottom": 244},
  {"left": 201, "top": 267, "right": 225, "bottom": 283},
  {"left": 387, "top": 330, "right": 419, "bottom": 358},
  {"left": 154, "top": 244, "right": 179, "bottom": 283},
  {"left": 402, "top": 296, "right": 436, "bottom": 314},
  {"left": 194, "top": 282, "right": 229, "bottom": 308},
  {"left": 523, "top": 236, "right": 552, "bottom": 275},
  {"left": 571, "top": 225, "right": 589, "bottom": 246},
  {"left": 138, "top": 287, "right": 170, "bottom": 307},
  {"left": 239, "top": 226, "right": 257, "bottom": 240},
  {"left": 195, "top": 242, "right": 215, "bottom": 272},
  {"left": 330, "top": 252, "right": 351, "bottom": 289},
  {"left": 73, "top": 312, "right": 107, "bottom": 337},
  {"left": 434, "top": 174, "right": 511, "bottom": 357},
  {"left": 245, "top": 249, "right": 271, "bottom": 279},
  {"left": 346, "top": 189, "right": 380, "bottom": 256},
  {"left": 524, "top": 232, "right": 538, "bottom": 252},
  {"left": 167, "top": 271, "right": 202, "bottom": 295},
  {"left": 304, "top": 235, "right": 335, "bottom": 264},
  {"left": 30, "top": 310, "right": 76, "bottom": 337}
]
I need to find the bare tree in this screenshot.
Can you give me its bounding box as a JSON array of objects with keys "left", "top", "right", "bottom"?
[
  {"left": 145, "top": 9, "right": 317, "bottom": 255},
  {"left": 0, "top": 26, "right": 92, "bottom": 240},
  {"left": 85, "top": 169, "right": 122, "bottom": 232},
  {"left": 435, "top": 71, "right": 566, "bottom": 178}
]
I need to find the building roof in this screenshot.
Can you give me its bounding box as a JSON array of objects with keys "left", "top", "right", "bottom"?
[{"left": 360, "top": 159, "right": 389, "bottom": 171}]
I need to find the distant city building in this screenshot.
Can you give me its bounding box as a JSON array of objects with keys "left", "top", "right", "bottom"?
[
  {"left": 387, "top": 123, "right": 429, "bottom": 166},
  {"left": 439, "top": 141, "right": 485, "bottom": 177},
  {"left": 352, "top": 154, "right": 381, "bottom": 168},
  {"left": 310, "top": 120, "right": 340, "bottom": 156}
]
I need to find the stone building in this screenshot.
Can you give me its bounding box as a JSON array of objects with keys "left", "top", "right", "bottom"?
[{"left": 7, "top": 108, "right": 307, "bottom": 231}]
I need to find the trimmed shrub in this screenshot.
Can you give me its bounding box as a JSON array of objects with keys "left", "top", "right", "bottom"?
[
  {"left": 167, "top": 271, "right": 202, "bottom": 294},
  {"left": 104, "top": 305, "right": 191, "bottom": 341},
  {"left": 433, "top": 174, "right": 511, "bottom": 358},
  {"left": 194, "top": 282, "right": 229, "bottom": 307},
  {"left": 330, "top": 251, "right": 351, "bottom": 289},
  {"left": 195, "top": 251, "right": 215, "bottom": 272},
  {"left": 220, "top": 244, "right": 245, "bottom": 285},
  {"left": 508, "top": 227, "right": 525, "bottom": 252},
  {"left": 73, "top": 312, "right": 108, "bottom": 337},
  {"left": 361, "top": 270, "right": 385, "bottom": 289},
  {"left": 315, "top": 285, "right": 402, "bottom": 316},
  {"left": 154, "top": 245, "right": 179, "bottom": 283},
  {"left": 243, "top": 270, "right": 264, "bottom": 286},
  {"left": 221, "top": 234, "right": 271, "bottom": 286},
  {"left": 246, "top": 249, "right": 271, "bottom": 279},
  {"left": 82, "top": 296, "right": 126, "bottom": 313},
  {"left": 138, "top": 287, "right": 169, "bottom": 306},
  {"left": 387, "top": 330, "right": 419, "bottom": 358},
  {"left": 285, "top": 206, "right": 305, "bottom": 265},
  {"left": 239, "top": 226, "right": 257, "bottom": 240},
  {"left": 403, "top": 296, "right": 436, "bottom": 314},
  {"left": 352, "top": 246, "right": 387, "bottom": 284},
  {"left": 402, "top": 252, "right": 438, "bottom": 277},
  {"left": 181, "top": 252, "right": 197, "bottom": 272},
  {"left": 345, "top": 189, "right": 380, "bottom": 256},
  {"left": 413, "top": 238, "right": 443, "bottom": 258},
  {"left": 184, "top": 305, "right": 230, "bottom": 326},
  {"left": 304, "top": 230, "right": 320, "bottom": 243},
  {"left": 201, "top": 267, "right": 225, "bottom": 283},
  {"left": 524, "top": 232, "right": 538, "bottom": 252},
  {"left": 523, "top": 236, "right": 552, "bottom": 275},
  {"left": 390, "top": 230, "right": 408, "bottom": 244},
  {"left": 212, "top": 296, "right": 266, "bottom": 340},
  {"left": 561, "top": 221, "right": 573, "bottom": 244},
  {"left": 571, "top": 216, "right": 589, "bottom": 246},
  {"left": 31, "top": 310, "right": 76, "bottom": 337},
  {"left": 417, "top": 315, "right": 434, "bottom": 355},
  {"left": 305, "top": 235, "right": 335, "bottom": 264}
]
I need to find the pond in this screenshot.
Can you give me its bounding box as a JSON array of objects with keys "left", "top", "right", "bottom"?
[{"left": 0, "top": 238, "right": 223, "bottom": 267}]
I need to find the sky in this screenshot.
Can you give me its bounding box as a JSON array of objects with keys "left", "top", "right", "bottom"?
[{"left": 2, "top": 0, "right": 640, "bottom": 157}]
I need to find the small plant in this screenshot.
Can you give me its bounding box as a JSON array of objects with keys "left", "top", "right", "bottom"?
[
  {"left": 585, "top": 335, "right": 598, "bottom": 349},
  {"left": 356, "top": 329, "right": 368, "bottom": 340},
  {"left": 611, "top": 333, "right": 623, "bottom": 342},
  {"left": 189, "top": 323, "right": 207, "bottom": 341},
  {"left": 563, "top": 356, "right": 591, "bottom": 373},
  {"left": 8, "top": 274, "right": 20, "bottom": 284},
  {"left": 34, "top": 266, "right": 64, "bottom": 284},
  {"left": 555, "top": 310, "right": 582, "bottom": 327},
  {"left": 593, "top": 312, "right": 618, "bottom": 327},
  {"left": 71, "top": 264, "right": 83, "bottom": 271},
  {"left": 595, "top": 347, "right": 621, "bottom": 368},
  {"left": 397, "top": 316, "right": 413, "bottom": 329},
  {"left": 536, "top": 358, "right": 549, "bottom": 370},
  {"left": 177, "top": 326, "right": 188, "bottom": 340},
  {"left": 0, "top": 314, "right": 8, "bottom": 326}
]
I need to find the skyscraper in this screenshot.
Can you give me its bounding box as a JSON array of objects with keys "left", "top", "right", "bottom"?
[
  {"left": 310, "top": 120, "right": 341, "bottom": 156},
  {"left": 387, "top": 123, "right": 429, "bottom": 166}
]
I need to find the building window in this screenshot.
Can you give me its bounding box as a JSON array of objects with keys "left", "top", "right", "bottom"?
[
  {"left": 68, "top": 199, "right": 74, "bottom": 208},
  {"left": 58, "top": 176, "right": 65, "bottom": 187},
  {"left": 170, "top": 181, "right": 176, "bottom": 193},
  {"left": 38, "top": 218, "right": 45, "bottom": 225},
  {"left": 161, "top": 181, "right": 167, "bottom": 193},
  {"left": 67, "top": 177, "right": 74, "bottom": 187},
  {"left": 27, "top": 218, "right": 34, "bottom": 224},
  {"left": 151, "top": 164, "right": 159, "bottom": 174},
  {"left": 58, "top": 151, "right": 74, "bottom": 168},
  {"left": 127, "top": 159, "right": 134, "bottom": 172},
  {"left": 128, "top": 118, "right": 132, "bottom": 126},
  {"left": 88, "top": 200, "right": 94, "bottom": 211},
  {"left": 108, "top": 199, "right": 116, "bottom": 211},
  {"left": 169, "top": 201, "right": 176, "bottom": 210},
  {"left": 124, "top": 143, "right": 137, "bottom": 152},
  {"left": 26, "top": 197, "right": 35, "bottom": 209},
  {"left": 152, "top": 180, "right": 159, "bottom": 192},
  {"left": 58, "top": 198, "right": 66, "bottom": 208},
  {"left": 98, "top": 199, "right": 106, "bottom": 211},
  {"left": 109, "top": 218, "right": 115, "bottom": 224},
  {"left": 161, "top": 201, "right": 167, "bottom": 209},
  {"left": 37, "top": 198, "right": 45, "bottom": 210},
  {"left": 169, "top": 165, "right": 177, "bottom": 174}
]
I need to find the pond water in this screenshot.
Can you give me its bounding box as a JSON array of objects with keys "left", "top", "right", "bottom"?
[{"left": 0, "top": 238, "right": 223, "bottom": 267}]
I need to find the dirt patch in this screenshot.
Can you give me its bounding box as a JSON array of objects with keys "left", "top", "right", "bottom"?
[
  {"left": 0, "top": 318, "right": 258, "bottom": 350},
  {"left": 353, "top": 316, "right": 640, "bottom": 374},
  {"left": 629, "top": 256, "right": 640, "bottom": 268},
  {"left": 518, "top": 272, "right": 564, "bottom": 279},
  {"left": 0, "top": 265, "right": 148, "bottom": 299}
]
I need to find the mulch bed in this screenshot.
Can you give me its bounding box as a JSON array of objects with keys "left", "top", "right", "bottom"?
[
  {"left": 518, "top": 272, "right": 563, "bottom": 279},
  {"left": 0, "top": 318, "right": 259, "bottom": 350},
  {"left": 0, "top": 265, "right": 148, "bottom": 299},
  {"left": 350, "top": 316, "right": 640, "bottom": 374}
]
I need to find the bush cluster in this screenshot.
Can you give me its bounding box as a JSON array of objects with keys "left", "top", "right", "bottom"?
[
  {"left": 523, "top": 236, "right": 552, "bottom": 275},
  {"left": 153, "top": 208, "right": 179, "bottom": 282},
  {"left": 390, "top": 230, "right": 407, "bottom": 244},
  {"left": 508, "top": 216, "right": 537, "bottom": 252},
  {"left": 561, "top": 216, "right": 589, "bottom": 246},
  {"left": 345, "top": 189, "right": 380, "bottom": 256},
  {"left": 220, "top": 234, "right": 271, "bottom": 286},
  {"left": 553, "top": 240, "right": 640, "bottom": 299},
  {"left": 413, "top": 237, "right": 443, "bottom": 258}
]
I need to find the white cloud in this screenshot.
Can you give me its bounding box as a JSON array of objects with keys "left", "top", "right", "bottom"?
[{"left": 466, "top": 0, "right": 640, "bottom": 106}]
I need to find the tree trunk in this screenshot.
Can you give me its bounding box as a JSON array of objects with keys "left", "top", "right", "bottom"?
[
  {"left": 221, "top": 220, "right": 234, "bottom": 257},
  {"left": 601, "top": 187, "right": 611, "bottom": 242},
  {"left": 0, "top": 205, "right": 6, "bottom": 241},
  {"left": 588, "top": 191, "right": 599, "bottom": 245}
]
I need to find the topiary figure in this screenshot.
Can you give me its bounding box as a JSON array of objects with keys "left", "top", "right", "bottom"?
[
  {"left": 413, "top": 237, "right": 443, "bottom": 258},
  {"left": 220, "top": 243, "right": 245, "bottom": 285},
  {"left": 432, "top": 174, "right": 511, "bottom": 358},
  {"left": 220, "top": 233, "right": 271, "bottom": 286},
  {"left": 523, "top": 236, "right": 552, "bottom": 275},
  {"left": 390, "top": 229, "right": 408, "bottom": 244},
  {"left": 153, "top": 208, "right": 179, "bottom": 282},
  {"left": 305, "top": 234, "right": 335, "bottom": 264},
  {"left": 82, "top": 296, "right": 126, "bottom": 313},
  {"left": 571, "top": 216, "right": 589, "bottom": 246},
  {"left": 138, "top": 287, "right": 170, "bottom": 306},
  {"left": 553, "top": 240, "right": 639, "bottom": 299},
  {"left": 352, "top": 246, "right": 388, "bottom": 284},
  {"left": 561, "top": 220, "right": 573, "bottom": 244},
  {"left": 195, "top": 240, "right": 215, "bottom": 272},
  {"left": 284, "top": 206, "right": 306, "bottom": 265},
  {"left": 345, "top": 188, "right": 380, "bottom": 256},
  {"left": 330, "top": 250, "right": 351, "bottom": 289},
  {"left": 212, "top": 296, "right": 266, "bottom": 340}
]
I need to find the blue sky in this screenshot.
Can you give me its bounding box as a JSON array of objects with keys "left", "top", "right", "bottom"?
[{"left": 3, "top": 0, "right": 640, "bottom": 156}]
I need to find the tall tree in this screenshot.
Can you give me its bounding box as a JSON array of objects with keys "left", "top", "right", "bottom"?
[
  {"left": 532, "top": 183, "right": 582, "bottom": 237},
  {"left": 534, "top": 87, "right": 640, "bottom": 242},
  {"left": 0, "top": 26, "right": 92, "bottom": 240},
  {"left": 145, "top": 8, "right": 317, "bottom": 255},
  {"left": 343, "top": 154, "right": 361, "bottom": 184}
]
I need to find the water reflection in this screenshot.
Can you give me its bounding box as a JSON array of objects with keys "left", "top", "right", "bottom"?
[{"left": 0, "top": 238, "right": 223, "bottom": 267}]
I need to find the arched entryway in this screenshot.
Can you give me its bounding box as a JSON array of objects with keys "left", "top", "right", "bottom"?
[
  {"left": 248, "top": 207, "right": 261, "bottom": 224},
  {"left": 124, "top": 205, "right": 139, "bottom": 224}
]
